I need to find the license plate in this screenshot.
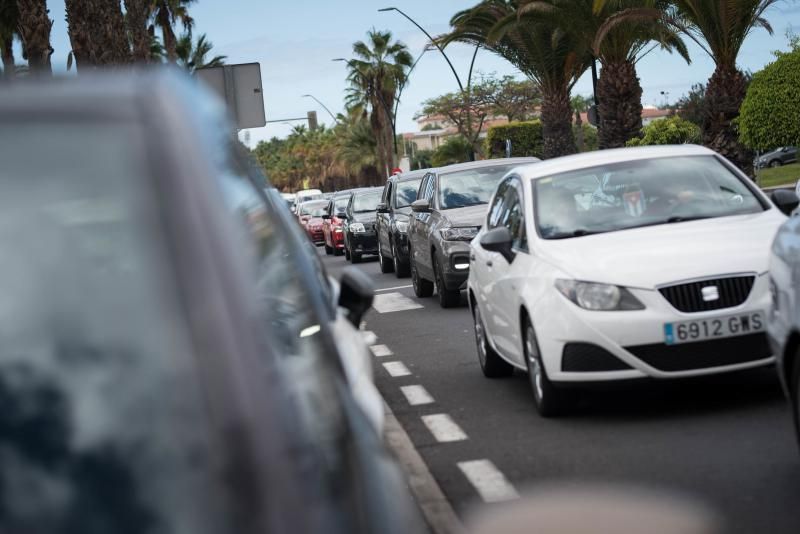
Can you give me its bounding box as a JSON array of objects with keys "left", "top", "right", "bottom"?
[{"left": 664, "top": 311, "right": 765, "bottom": 345}]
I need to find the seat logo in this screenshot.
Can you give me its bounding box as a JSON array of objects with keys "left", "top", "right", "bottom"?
[{"left": 701, "top": 285, "right": 719, "bottom": 302}]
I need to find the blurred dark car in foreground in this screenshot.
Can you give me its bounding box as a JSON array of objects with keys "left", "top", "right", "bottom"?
[{"left": 0, "top": 71, "right": 419, "bottom": 534}]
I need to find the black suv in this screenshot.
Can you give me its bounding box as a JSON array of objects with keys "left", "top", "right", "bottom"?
[
  {"left": 344, "top": 186, "right": 383, "bottom": 263},
  {"left": 408, "top": 158, "right": 540, "bottom": 307},
  {"left": 375, "top": 169, "right": 431, "bottom": 277}
]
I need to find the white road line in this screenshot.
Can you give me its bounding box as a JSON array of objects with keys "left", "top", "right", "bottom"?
[
  {"left": 375, "top": 284, "right": 414, "bottom": 293},
  {"left": 400, "top": 385, "right": 435, "bottom": 406},
  {"left": 383, "top": 361, "right": 412, "bottom": 377},
  {"left": 457, "top": 459, "right": 519, "bottom": 503},
  {"left": 421, "top": 414, "right": 468, "bottom": 443},
  {"left": 370, "top": 344, "right": 394, "bottom": 357},
  {"left": 372, "top": 292, "right": 424, "bottom": 313}
]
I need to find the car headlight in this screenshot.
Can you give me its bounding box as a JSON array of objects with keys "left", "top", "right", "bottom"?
[
  {"left": 555, "top": 279, "right": 645, "bottom": 311},
  {"left": 349, "top": 222, "right": 366, "bottom": 233},
  {"left": 395, "top": 221, "right": 409, "bottom": 233},
  {"left": 440, "top": 226, "right": 480, "bottom": 241}
]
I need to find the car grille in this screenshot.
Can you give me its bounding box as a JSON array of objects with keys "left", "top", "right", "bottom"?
[
  {"left": 561, "top": 343, "right": 633, "bottom": 372},
  {"left": 625, "top": 333, "right": 771, "bottom": 372},
  {"left": 658, "top": 276, "right": 755, "bottom": 313}
]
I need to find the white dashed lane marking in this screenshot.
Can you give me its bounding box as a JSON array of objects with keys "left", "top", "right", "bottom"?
[
  {"left": 400, "top": 385, "right": 435, "bottom": 406},
  {"left": 372, "top": 292, "right": 424, "bottom": 313},
  {"left": 370, "top": 344, "right": 394, "bottom": 357},
  {"left": 421, "top": 414, "right": 468, "bottom": 443},
  {"left": 383, "top": 361, "right": 412, "bottom": 377},
  {"left": 457, "top": 459, "right": 520, "bottom": 503},
  {"left": 375, "top": 284, "right": 414, "bottom": 293}
]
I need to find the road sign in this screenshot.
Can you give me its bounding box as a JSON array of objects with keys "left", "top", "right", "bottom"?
[{"left": 196, "top": 63, "right": 266, "bottom": 129}]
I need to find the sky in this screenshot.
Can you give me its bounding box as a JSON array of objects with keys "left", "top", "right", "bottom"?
[{"left": 41, "top": 1, "right": 800, "bottom": 147}]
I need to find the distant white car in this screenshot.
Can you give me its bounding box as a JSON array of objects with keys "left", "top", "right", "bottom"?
[
  {"left": 468, "top": 145, "right": 791, "bottom": 416},
  {"left": 296, "top": 188, "right": 324, "bottom": 205}
]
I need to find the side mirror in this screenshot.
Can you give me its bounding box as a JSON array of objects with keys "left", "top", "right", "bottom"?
[
  {"left": 322, "top": 213, "right": 331, "bottom": 220},
  {"left": 411, "top": 199, "right": 431, "bottom": 213},
  {"left": 376, "top": 202, "right": 389, "bottom": 214},
  {"left": 480, "top": 227, "right": 516, "bottom": 264},
  {"left": 336, "top": 211, "right": 347, "bottom": 219},
  {"left": 770, "top": 189, "right": 800, "bottom": 215},
  {"left": 339, "top": 267, "right": 374, "bottom": 326}
]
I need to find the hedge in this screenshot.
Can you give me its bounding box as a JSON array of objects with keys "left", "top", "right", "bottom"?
[
  {"left": 739, "top": 49, "right": 800, "bottom": 150},
  {"left": 485, "top": 120, "right": 544, "bottom": 159},
  {"left": 626, "top": 115, "right": 701, "bottom": 147}
]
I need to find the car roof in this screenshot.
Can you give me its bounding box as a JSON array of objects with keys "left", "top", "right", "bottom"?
[
  {"left": 434, "top": 157, "right": 541, "bottom": 175},
  {"left": 352, "top": 186, "right": 383, "bottom": 196},
  {"left": 392, "top": 168, "right": 435, "bottom": 182},
  {"left": 299, "top": 199, "right": 328, "bottom": 206},
  {"left": 514, "top": 145, "right": 717, "bottom": 180}
]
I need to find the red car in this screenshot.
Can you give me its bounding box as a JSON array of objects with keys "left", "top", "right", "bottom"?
[
  {"left": 297, "top": 199, "right": 329, "bottom": 246},
  {"left": 323, "top": 191, "right": 353, "bottom": 256}
]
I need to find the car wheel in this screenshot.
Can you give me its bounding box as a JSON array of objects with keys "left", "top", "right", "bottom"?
[
  {"left": 351, "top": 251, "right": 362, "bottom": 264},
  {"left": 378, "top": 242, "right": 394, "bottom": 273},
  {"left": 433, "top": 256, "right": 460, "bottom": 308},
  {"left": 334, "top": 246, "right": 343, "bottom": 257},
  {"left": 473, "top": 303, "right": 513, "bottom": 378},
  {"left": 393, "top": 240, "right": 409, "bottom": 278},
  {"left": 324, "top": 242, "right": 333, "bottom": 255},
  {"left": 770, "top": 159, "right": 782, "bottom": 168},
  {"left": 523, "top": 317, "right": 567, "bottom": 417},
  {"left": 345, "top": 244, "right": 351, "bottom": 261},
  {"left": 410, "top": 253, "right": 433, "bottom": 298}
]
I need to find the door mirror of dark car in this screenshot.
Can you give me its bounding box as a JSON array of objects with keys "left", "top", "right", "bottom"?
[
  {"left": 336, "top": 211, "right": 347, "bottom": 219},
  {"left": 411, "top": 199, "right": 430, "bottom": 213},
  {"left": 339, "top": 267, "right": 374, "bottom": 327},
  {"left": 480, "top": 227, "right": 516, "bottom": 263},
  {"left": 770, "top": 189, "right": 800, "bottom": 215},
  {"left": 376, "top": 202, "right": 390, "bottom": 214},
  {"left": 322, "top": 213, "right": 331, "bottom": 219}
]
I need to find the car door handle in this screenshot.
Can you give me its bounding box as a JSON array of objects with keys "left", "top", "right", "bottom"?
[
  {"left": 486, "top": 260, "right": 493, "bottom": 267},
  {"left": 470, "top": 253, "right": 476, "bottom": 261}
]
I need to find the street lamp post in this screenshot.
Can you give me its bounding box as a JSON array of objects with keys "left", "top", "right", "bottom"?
[
  {"left": 302, "top": 94, "right": 339, "bottom": 124},
  {"left": 378, "top": 6, "right": 478, "bottom": 161}
]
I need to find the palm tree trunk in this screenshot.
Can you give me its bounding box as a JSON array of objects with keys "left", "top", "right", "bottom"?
[
  {"left": 1, "top": 35, "right": 14, "bottom": 79},
  {"left": 597, "top": 59, "right": 643, "bottom": 149},
  {"left": 704, "top": 65, "right": 753, "bottom": 174},
  {"left": 64, "top": 0, "right": 92, "bottom": 68},
  {"left": 575, "top": 109, "right": 584, "bottom": 152},
  {"left": 157, "top": 3, "right": 178, "bottom": 63},
  {"left": 370, "top": 109, "right": 388, "bottom": 182},
  {"left": 93, "top": 0, "right": 131, "bottom": 65},
  {"left": 16, "top": 0, "right": 52, "bottom": 75},
  {"left": 124, "top": 0, "right": 150, "bottom": 63},
  {"left": 541, "top": 84, "right": 576, "bottom": 159}
]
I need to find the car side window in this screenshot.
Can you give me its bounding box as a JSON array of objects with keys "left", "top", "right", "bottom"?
[
  {"left": 417, "top": 176, "right": 429, "bottom": 202},
  {"left": 502, "top": 181, "right": 527, "bottom": 252},
  {"left": 383, "top": 181, "right": 392, "bottom": 207},
  {"left": 424, "top": 174, "right": 436, "bottom": 203},
  {"left": 487, "top": 179, "right": 510, "bottom": 228}
]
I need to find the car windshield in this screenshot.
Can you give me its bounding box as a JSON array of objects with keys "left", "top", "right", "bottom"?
[
  {"left": 438, "top": 164, "right": 517, "bottom": 209},
  {"left": 353, "top": 190, "right": 382, "bottom": 212},
  {"left": 534, "top": 155, "right": 764, "bottom": 240},
  {"left": 396, "top": 178, "right": 423, "bottom": 208},
  {"left": 300, "top": 201, "right": 328, "bottom": 215}
]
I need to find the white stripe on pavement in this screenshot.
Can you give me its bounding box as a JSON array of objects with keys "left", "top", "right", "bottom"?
[
  {"left": 457, "top": 459, "right": 519, "bottom": 503},
  {"left": 400, "top": 385, "right": 435, "bottom": 406},
  {"left": 372, "top": 292, "right": 424, "bottom": 313},
  {"left": 383, "top": 361, "right": 412, "bottom": 377},
  {"left": 375, "top": 284, "right": 414, "bottom": 293},
  {"left": 421, "top": 414, "right": 468, "bottom": 443},
  {"left": 370, "top": 344, "right": 394, "bottom": 357}
]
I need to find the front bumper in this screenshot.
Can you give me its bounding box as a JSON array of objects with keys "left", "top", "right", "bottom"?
[
  {"left": 349, "top": 231, "right": 378, "bottom": 255},
  {"left": 438, "top": 240, "right": 472, "bottom": 291},
  {"left": 307, "top": 227, "right": 325, "bottom": 244},
  {"left": 531, "top": 274, "right": 775, "bottom": 382}
]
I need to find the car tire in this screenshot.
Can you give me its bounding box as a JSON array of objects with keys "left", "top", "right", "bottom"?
[
  {"left": 352, "top": 251, "right": 362, "bottom": 264},
  {"left": 411, "top": 254, "right": 434, "bottom": 298},
  {"left": 324, "top": 243, "right": 333, "bottom": 255},
  {"left": 770, "top": 159, "right": 782, "bottom": 168},
  {"left": 523, "top": 317, "right": 567, "bottom": 417},
  {"left": 334, "top": 247, "right": 343, "bottom": 257},
  {"left": 345, "top": 245, "right": 351, "bottom": 261},
  {"left": 393, "top": 240, "right": 410, "bottom": 278},
  {"left": 378, "top": 242, "right": 394, "bottom": 273},
  {"left": 433, "top": 256, "right": 460, "bottom": 308},
  {"left": 473, "top": 303, "right": 514, "bottom": 378}
]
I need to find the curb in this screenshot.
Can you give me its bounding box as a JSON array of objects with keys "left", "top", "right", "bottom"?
[{"left": 383, "top": 400, "right": 467, "bottom": 534}]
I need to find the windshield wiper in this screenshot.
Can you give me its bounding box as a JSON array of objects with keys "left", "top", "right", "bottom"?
[
  {"left": 664, "top": 215, "right": 713, "bottom": 223},
  {"left": 550, "top": 228, "right": 605, "bottom": 239}
]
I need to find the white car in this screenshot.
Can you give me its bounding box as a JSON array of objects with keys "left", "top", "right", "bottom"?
[{"left": 468, "top": 145, "right": 793, "bottom": 416}]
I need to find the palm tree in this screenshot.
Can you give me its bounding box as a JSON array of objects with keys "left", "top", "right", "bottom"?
[
  {"left": 0, "top": 0, "right": 18, "bottom": 78},
  {"left": 125, "top": 0, "right": 151, "bottom": 62},
  {"left": 149, "top": 0, "right": 195, "bottom": 63},
  {"left": 65, "top": 0, "right": 131, "bottom": 69},
  {"left": 445, "top": 0, "right": 591, "bottom": 158},
  {"left": 15, "top": 0, "right": 53, "bottom": 75},
  {"left": 571, "top": 94, "right": 591, "bottom": 151},
  {"left": 672, "top": 0, "right": 779, "bottom": 172},
  {"left": 344, "top": 29, "right": 413, "bottom": 178},
  {"left": 176, "top": 32, "right": 225, "bottom": 72},
  {"left": 513, "top": 0, "right": 689, "bottom": 149}
]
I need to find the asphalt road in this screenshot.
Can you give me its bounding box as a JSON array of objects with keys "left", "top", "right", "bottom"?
[{"left": 322, "top": 249, "right": 800, "bottom": 533}]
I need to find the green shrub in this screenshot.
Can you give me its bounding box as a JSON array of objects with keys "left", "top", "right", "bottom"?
[
  {"left": 485, "top": 120, "right": 544, "bottom": 159},
  {"left": 626, "top": 115, "right": 701, "bottom": 147},
  {"left": 432, "top": 136, "right": 473, "bottom": 167},
  {"left": 739, "top": 48, "right": 800, "bottom": 150}
]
